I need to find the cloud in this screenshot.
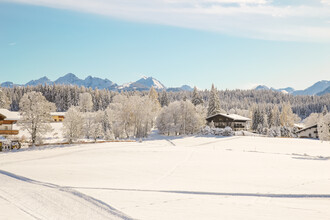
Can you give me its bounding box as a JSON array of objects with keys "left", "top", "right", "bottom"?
[
  {"left": 2, "top": 0, "right": 330, "bottom": 42},
  {"left": 8, "top": 42, "right": 17, "bottom": 46}
]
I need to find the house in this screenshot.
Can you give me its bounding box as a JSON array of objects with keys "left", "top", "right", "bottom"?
[
  {"left": 50, "top": 112, "right": 66, "bottom": 122},
  {"left": 0, "top": 109, "right": 20, "bottom": 137},
  {"left": 206, "top": 113, "right": 251, "bottom": 131},
  {"left": 295, "top": 124, "right": 318, "bottom": 139}
]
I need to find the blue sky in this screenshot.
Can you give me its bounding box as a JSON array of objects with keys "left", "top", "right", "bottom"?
[{"left": 1, "top": 0, "right": 330, "bottom": 90}]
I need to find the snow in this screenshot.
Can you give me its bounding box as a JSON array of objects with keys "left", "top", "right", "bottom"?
[
  {"left": 0, "top": 135, "right": 330, "bottom": 219},
  {"left": 0, "top": 109, "right": 20, "bottom": 120},
  {"left": 50, "top": 112, "right": 66, "bottom": 116},
  {"left": 207, "top": 113, "right": 251, "bottom": 121}
]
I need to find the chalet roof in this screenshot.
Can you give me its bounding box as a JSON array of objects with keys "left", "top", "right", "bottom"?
[
  {"left": 50, "top": 112, "right": 66, "bottom": 116},
  {"left": 295, "top": 124, "right": 317, "bottom": 133},
  {"left": 0, "top": 109, "right": 21, "bottom": 121},
  {"left": 206, "top": 113, "right": 251, "bottom": 121}
]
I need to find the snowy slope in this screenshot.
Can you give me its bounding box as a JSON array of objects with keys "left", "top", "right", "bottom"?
[{"left": 1, "top": 136, "right": 330, "bottom": 220}]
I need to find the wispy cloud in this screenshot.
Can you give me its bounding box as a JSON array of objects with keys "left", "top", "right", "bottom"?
[
  {"left": 2, "top": 0, "right": 330, "bottom": 42},
  {"left": 8, "top": 42, "right": 17, "bottom": 46}
]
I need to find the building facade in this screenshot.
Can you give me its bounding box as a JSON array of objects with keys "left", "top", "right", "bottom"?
[
  {"left": 0, "top": 109, "right": 20, "bottom": 137},
  {"left": 296, "top": 125, "right": 318, "bottom": 139},
  {"left": 206, "top": 113, "right": 251, "bottom": 131}
]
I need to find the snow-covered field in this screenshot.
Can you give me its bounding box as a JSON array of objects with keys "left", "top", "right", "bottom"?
[{"left": 1, "top": 135, "right": 329, "bottom": 220}]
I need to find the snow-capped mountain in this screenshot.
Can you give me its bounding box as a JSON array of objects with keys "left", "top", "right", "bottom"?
[
  {"left": 317, "top": 86, "right": 330, "bottom": 96},
  {"left": 81, "top": 76, "right": 117, "bottom": 90},
  {"left": 26, "top": 76, "right": 52, "bottom": 86},
  {"left": 254, "top": 85, "right": 269, "bottom": 90},
  {"left": 54, "top": 73, "right": 82, "bottom": 85},
  {"left": 253, "top": 80, "right": 330, "bottom": 96},
  {"left": 0, "top": 73, "right": 193, "bottom": 91},
  {"left": 292, "top": 80, "right": 330, "bottom": 96},
  {"left": 117, "top": 76, "right": 166, "bottom": 91}
]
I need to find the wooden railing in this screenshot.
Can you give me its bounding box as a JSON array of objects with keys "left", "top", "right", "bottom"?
[{"left": 0, "top": 130, "right": 19, "bottom": 135}]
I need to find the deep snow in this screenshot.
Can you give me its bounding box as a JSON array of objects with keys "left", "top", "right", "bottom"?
[{"left": 0, "top": 135, "right": 329, "bottom": 219}]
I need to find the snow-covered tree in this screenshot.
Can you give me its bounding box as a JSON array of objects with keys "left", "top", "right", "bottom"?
[
  {"left": 159, "top": 91, "right": 169, "bottom": 107},
  {"left": 318, "top": 113, "right": 330, "bottom": 141},
  {"left": 79, "top": 92, "right": 93, "bottom": 112},
  {"left": 321, "top": 105, "right": 328, "bottom": 116},
  {"left": 90, "top": 111, "right": 104, "bottom": 142},
  {"left": 303, "top": 113, "right": 319, "bottom": 127},
  {"left": 18, "top": 91, "right": 55, "bottom": 145},
  {"left": 280, "top": 102, "right": 294, "bottom": 127},
  {"left": 252, "top": 106, "right": 264, "bottom": 131},
  {"left": 62, "top": 106, "right": 84, "bottom": 143},
  {"left": 83, "top": 112, "right": 95, "bottom": 139},
  {"left": 207, "top": 84, "right": 221, "bottom": 116},
  {"left": 157, "top": 100, "right": 204, "bottom": 135},
  {"left": 0, "top": 88, "right": 10, "bottom": 109},
  {"left": 191, "top": 86, "right": 203, "bottom": 106}
]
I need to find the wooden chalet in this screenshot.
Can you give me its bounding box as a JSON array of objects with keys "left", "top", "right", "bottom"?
[
  {"left": 295, "top": 124, "right": 318, "bottom": 139},
  {"left": 0, "top": 109, "right": 20, "bottom": 137},
  {"left": 206, "top": 113, "right": 251, "bottom": 131},
  {"left": 50, "top": 112, "right": 66, "bottom": 122}
]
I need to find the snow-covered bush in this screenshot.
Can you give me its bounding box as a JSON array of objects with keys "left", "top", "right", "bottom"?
[
  {"left": 201, "top": 126, "right": 233, "bottom": 136},
  {"left": 280, "top": 126, "right": 293, "bottom": 137},
  {"left": 268, "top": 127, "right": 281, "bottom": 137},
  {"left": 222, "top": 127, "right": 234, "bottom": 136}
]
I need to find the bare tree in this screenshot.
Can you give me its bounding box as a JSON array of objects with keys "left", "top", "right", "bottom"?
[{"left": 19, "top": 91, "right": 55, "bottom": 145}]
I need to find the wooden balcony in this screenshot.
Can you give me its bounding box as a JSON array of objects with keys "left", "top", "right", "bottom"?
[{"left": 0, "top": 130, "right": 19, "bottom": 135}]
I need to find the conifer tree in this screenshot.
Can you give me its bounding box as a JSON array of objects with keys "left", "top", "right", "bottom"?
[
  {"left": 191, "top": 86, "right": 203, "bottom": 106},
  {"left": 207, "top": 84, "right": 221, "bottom": 116},
  {"left": 159, "top": 91, "right": 169, "bottom": 107}
]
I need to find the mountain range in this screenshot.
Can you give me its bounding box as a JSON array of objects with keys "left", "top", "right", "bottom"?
[
  {"left": 1, "top": 73, "right": 329, "bottom": 95},
  {"left": 254, "top": 80, "right": 330, "bottom": 96},
  {"left": 0, "top": 73, "right": 192, "bottom": 92}
]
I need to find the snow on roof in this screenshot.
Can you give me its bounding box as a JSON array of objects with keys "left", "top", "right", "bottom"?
[
  {"left": 50, "top": 112, "right": 66, "bottom": 116},
  {"left": 0, "top": 109, "right": 21, "bottom": 120},
  {"left": 295, "top": 124, "right": 317, "bottom": 133},
  {"left": 206, "top": 113, "right": 251, "bottom": 121}
]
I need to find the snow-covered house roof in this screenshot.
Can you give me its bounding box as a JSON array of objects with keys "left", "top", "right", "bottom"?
[
  {"left": 295, "top": 124, "right": 317, "bottom": 133},
  {"left": 50, "top": 112, "right": 66, "bottom": 116},
  {"left": 206, "top": 113, "right": 251, "bottom": 121},
  {"left": 0, "top": 109, "right": 21, "bottom": 121}
]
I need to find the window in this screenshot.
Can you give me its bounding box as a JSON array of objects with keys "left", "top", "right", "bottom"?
[{"left": 4, "top": 126, "right": 8, "bottom": 130}]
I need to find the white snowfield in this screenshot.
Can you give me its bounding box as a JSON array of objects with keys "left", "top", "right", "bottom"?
[{"left": 1, "top": 135, "right": 330, "bottom": 220}]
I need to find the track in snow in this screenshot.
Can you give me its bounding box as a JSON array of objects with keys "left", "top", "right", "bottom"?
[{"left": 0, "top": 169, "right": 133, "bottom": 220}]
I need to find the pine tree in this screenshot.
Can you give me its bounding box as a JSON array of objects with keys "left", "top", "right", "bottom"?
[
  {"left": 159, "top": 91, "right": 169, "bottom": 107},
  {"left": 318, "top": 113, "right": 330, "bottom": 141},
  {"left": 322, "top": 105, "right": 328, "bottom": 116},
  {"left": 207, "top": 84, "right": 221, "bottom": 116},
  {"left": 0, "top": 88, "right": 10, "bottom": 109},
  {"left": 191, "top": 86, "right": 203, "bottom": 106}
]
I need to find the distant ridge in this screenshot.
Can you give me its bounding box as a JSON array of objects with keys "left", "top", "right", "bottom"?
[
  {"left": 0, "top": 73, "right": 192, "bottom": 92},
  {"left": 253, "top": 80, "right": 330, "bottom": 96}
]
